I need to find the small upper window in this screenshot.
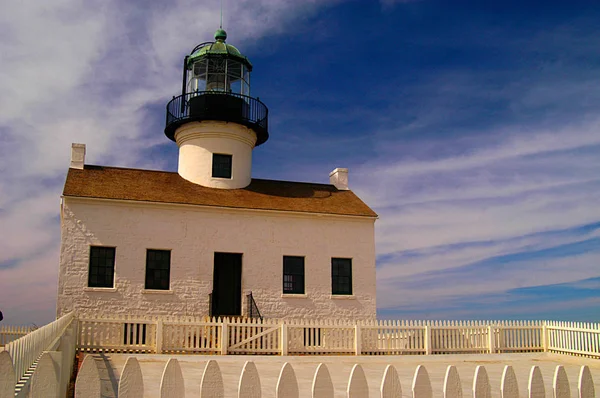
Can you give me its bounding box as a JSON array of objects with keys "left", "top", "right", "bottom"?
[
  {"left": 332, "top": 258, "right": 352, "bottom": 295},
  {"left": 212, "top": 154, "right": 232, "bottom": 179},
  {"left": 88, "top": 246, "right": 115, "bottom": 288},
  {"left": 145, "top": 249, "right": 171, "bottom": 290},
  {"left": 283, "top": 256, "right": 305, "bottom": 294}
]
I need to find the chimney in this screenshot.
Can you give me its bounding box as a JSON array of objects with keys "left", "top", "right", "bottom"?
[
  {"left": 329, "top": 168, "right": 349, "bottom": 190},
  {"left": 70, "top": 143, "right": 86, "bottom": 169}
]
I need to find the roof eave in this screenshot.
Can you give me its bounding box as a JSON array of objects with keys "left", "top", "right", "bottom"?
[{"left": 61, "top": 194, "right": 378, "bottom": 219}]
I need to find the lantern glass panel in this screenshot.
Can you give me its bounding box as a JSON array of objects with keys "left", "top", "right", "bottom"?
[
  {"left": 243, "top": 67, "right": 251, "bottom": 96},
  {"left": 206, "top": 58, "right": 227, "bottom": 91}
]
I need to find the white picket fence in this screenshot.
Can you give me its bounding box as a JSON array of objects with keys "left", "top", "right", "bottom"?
[
  {"left": 76, "top": 316, "right": 600, "bottom": 358},
  {"left": 547, "top": 321, "right": 600, "bottom": 357},
  {"left": 70, "top": 356, "right": 596, "bottom": 398},
  {"left": 2, "top": 312, "right": 75, "bottom": 396},
  {"left": 0, "top": 326, "right": 36, "bottom": 347}
]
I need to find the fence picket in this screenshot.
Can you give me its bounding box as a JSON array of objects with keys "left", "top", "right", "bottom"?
[
  {"left": 528, "top": 366, "right": 544, "bottom": 398},
  {"left": 0, "top": 325, "right": 34, "bottom": 347},
  {"left": 200, "top": 360, "right": 224, "bottom": 398},
  {"left": 118, "top": 357, "right": 144, "bottom": 398},
  {"left": 312, "top": 363, "right": 334, "bottom": 398},
  {"left": 443, "top": 365, "right": 462, "bottom": 398},
  {"left": 412, "top": 365, "right": 432, "bottom": 398},
  {"left": 276, "top": 362, "right": 298, "bottom": 398},
  {"left": 239, "top": 361, "right": 261, "bottom": 398},
  {"left": 500, "top": 366, "right": 518, "bottom": 398},
  {"left": 160, "top": 358, "right": 184, "bottom": 398},
  {"left": 473, "top": 366, "right": 491, "bottom": 398},
  {"left": 578, "top": 366, "right": 595, "bottom": 398}
]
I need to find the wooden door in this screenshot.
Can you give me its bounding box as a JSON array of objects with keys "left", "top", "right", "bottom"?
[{"left": 212, "top": 252, "right": 242, "bottom": 317}]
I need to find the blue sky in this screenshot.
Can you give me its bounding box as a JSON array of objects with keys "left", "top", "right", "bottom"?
[{"left": 1, "top": 0, "right": 599, "bottom": 325}]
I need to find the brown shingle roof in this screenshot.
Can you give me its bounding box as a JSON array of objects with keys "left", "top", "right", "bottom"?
[{"left": 62, "top": 165, "right": 378, "bottom": 218}]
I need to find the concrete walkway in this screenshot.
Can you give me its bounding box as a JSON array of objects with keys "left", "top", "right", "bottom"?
[{"left": 91, "top": 352, "right": 599, "bottom": 397}]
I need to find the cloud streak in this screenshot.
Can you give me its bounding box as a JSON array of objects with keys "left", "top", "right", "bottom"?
[
  {"left": 0, "top": 1, "right": 598, "bottom": 324},
  {"left": 0, "top": 0, "right": 342, "bottom": 325}
]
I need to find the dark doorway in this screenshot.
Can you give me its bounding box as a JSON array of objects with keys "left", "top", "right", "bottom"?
[{"left": 211, "top": 252, "right": 242, "bottom": 317}]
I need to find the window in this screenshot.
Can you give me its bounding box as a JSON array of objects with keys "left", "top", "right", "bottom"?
[
  {"left": 145, "top": 249, "right": 171, "bottom": 290},
  {"left": 283, "top": 256, "right": 305, "bottom": 294},
  {"left": 212, "top": 154, "right": 232, "bottom": 178},
  {"left": 88, "top": 246, "right": 115, "bottom": 288},
  {"left": 332, "top": 258, "right": 352, "bottom": 295}
]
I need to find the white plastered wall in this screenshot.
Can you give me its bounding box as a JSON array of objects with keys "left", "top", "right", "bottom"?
[
  {"left": 175, "top": 121, "right": 257, "bottom": 189},
  {"left": 56, "top": 198, "right": 377, "bottom": 320}
]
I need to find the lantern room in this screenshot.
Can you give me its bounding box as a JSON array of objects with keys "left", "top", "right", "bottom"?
[
  {"left": 164, "top": 29, "right": 269, "bottom": 146},
  {"left": 186, "top": 28, "right": 251, "bottom": 95}
]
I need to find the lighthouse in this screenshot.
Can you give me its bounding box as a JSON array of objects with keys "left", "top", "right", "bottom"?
[
  {"left": 164, "top": 29, "right": 268, "bottom": 189},
  {"left": 58, "top": 28, "right": 377, "bottom": 321}
]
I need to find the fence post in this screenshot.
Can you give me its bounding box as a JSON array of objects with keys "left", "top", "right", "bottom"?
[
  {"left": 281, "top": 323, "right": 288, "bottom": 356},
  {"left": 542, "top": 322, "right": 548, "bottom": 352},
  {"left": 156, "top": 317, "right": 163, "bottom": 354},
  {"left": 221, "top": 320, "right": 228, "bottom": 355},
  {"left": 424, "top": 325, "right": 432, "bottom": 355},
  {"left": 354, "top": 325, "right": 361, "bottom": 356},
  {"left": 488, "top": 325, "right": 495, "bottom": 354}
]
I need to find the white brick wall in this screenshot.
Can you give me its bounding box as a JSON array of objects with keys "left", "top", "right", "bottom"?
[{"left": 57, "top": 198, "right": 377, "bottom": 320}]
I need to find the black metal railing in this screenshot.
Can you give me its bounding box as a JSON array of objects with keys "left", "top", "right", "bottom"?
[
  {"left": 246, "top": 292, "right": 263, "bottom": 320},
  {"left": 165, "top": 91, "right": 269, "bottom": 145}
]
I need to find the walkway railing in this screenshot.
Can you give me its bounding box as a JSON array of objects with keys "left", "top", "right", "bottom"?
[
  {"left": 0, "top": 325, "right": 36, "bottom": 347},
  {"left": 76, "top": 316, "right": 600, "bottom": 358},
  {"left": 5, "top": 312, "right": 74, "bottom": 384},
  {"left": 246, "top": 291, "right": 263, "bottom": 320},
  {"left": 73, "top": 357, "right": 596, "bottom": 398},
  {"left": 164, "top": 91, "right": 269, "bottom": 144},
  {"left": 547, "top": 320, "right": 600, "bottom": 356}
]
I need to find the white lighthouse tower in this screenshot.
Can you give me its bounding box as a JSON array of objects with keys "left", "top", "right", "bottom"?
[{"left": 165, "top": 28, "right": 269, "bottom": 189}]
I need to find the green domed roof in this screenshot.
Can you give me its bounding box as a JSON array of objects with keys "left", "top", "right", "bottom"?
[
  {"left": 214, "top": 28, "right": 227, "bottom": 41},
  {"left": 187, "top": 29, "right": 252, "bottom": 69}
]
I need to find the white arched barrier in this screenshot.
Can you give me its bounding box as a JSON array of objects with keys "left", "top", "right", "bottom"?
[
  {"left": 473, "top": 366, "right": 491, "bottom": 398},
  {"left": 553, "top": 365, "right": 570, "bottom": 398},
  {"left": 30, "top": 352, "right": 59, "bottom": 398},
  {"left": 276, "top": 362, "right": 299, "bottom": 398},
  {"left": 500, "top": 366, "right": 518, "bottom": 398},
  {"left": 63, "top": 356, "right": 597, "bottom": 398},
  {"left": 347, "top": 364, "right": 368, "bottom": 398},
  {"left": 238, "top": 361, "right": 261, "bottom": 398},
  {"left": 312, "top": 363, "right": 334, "bottom": 398},
  {"left": 443, "top": 365, "right": 462, "bottom": 398},
  {"left": 380, "top": 364, "right": 401, "bottom": 398},
  {"left": 412, "top": 365, "right": 432, "bottom": 398},
  {"left": 0, "top": 351, "right": 15, "bottom": 398},
  {"left": 578, "top": 366, "right": 595, "bottom": 398},
  {"left": 201, "top": 359, "right": 224, "bottom": 398},
  {"left": 118, "top": 357, "right": 144, "bottom": 398},
  {"left": 75, "top": 355, "right": 101, "bottom": 398},
  {"left": 528, "top": 366, "right": 545, "bottom": 398},
  {"left": 160, "top": 358, "right": 185, "bottom": 398}
]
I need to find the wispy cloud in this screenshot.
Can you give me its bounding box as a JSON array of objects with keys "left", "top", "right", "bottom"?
[
  {"left": 348, "top": 19, "right": 600, "bottom": 319},
  {"left": 0, "top": 0, "right": 342, "bottom": 325},
  {"left": 1, "top": 1, "right": 599, "bottom": 324}
]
